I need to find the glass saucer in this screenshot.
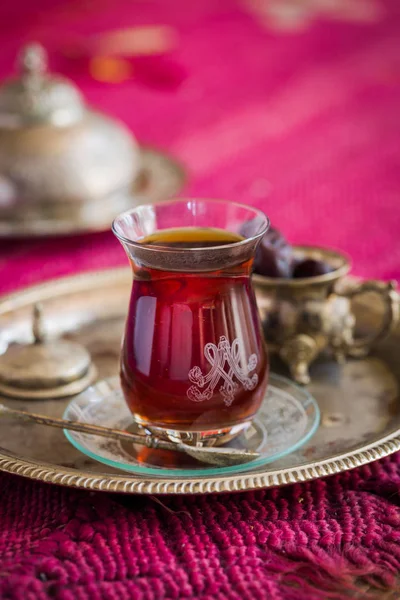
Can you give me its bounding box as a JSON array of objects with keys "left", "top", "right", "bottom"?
[{"left": 63, "top": 374, "right": 320, "bottom": 477}]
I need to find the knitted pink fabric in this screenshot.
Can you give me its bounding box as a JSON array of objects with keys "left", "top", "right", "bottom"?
[
  {"left": 1, "top": 460, "right": 400, "bottom": 600},
  {"left": 0, "top": 1, "right": 400, "bottom": 598}
]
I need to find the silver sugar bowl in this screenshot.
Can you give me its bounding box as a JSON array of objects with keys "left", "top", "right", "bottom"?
[{"left": 0, "top": 43, "right": 141, "bottom": 234}]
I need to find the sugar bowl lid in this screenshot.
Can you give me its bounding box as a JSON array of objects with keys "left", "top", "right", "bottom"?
[
  {"left": 0, "top": 304, "right": 97, "bottom": 399},
  {"left": 0, "top": 43, "right": 85, "bottom": 127}
]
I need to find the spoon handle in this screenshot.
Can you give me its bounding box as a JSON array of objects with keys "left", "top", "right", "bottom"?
[{"left": 0, "top": 403, "right": 177, "bottom": 450}]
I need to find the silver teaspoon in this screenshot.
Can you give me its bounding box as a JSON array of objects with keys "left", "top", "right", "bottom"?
[{"left": 0, "top": 404, "right": 259, "bottom": 467}]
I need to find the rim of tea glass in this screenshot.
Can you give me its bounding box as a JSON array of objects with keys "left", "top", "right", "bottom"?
[
  {"left": 112, "top": 198, "right": 270, "bottom": 252},
  {"left": 252, "top": 245, "right": 352, "bottom": 288}
]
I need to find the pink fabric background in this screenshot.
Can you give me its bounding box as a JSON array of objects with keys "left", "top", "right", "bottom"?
[
  {"left": 0, "top": 1, "right": 400, "bottom": 598},
  {"left": 0, "top": 0, "right": 399, "bottom": 292}
]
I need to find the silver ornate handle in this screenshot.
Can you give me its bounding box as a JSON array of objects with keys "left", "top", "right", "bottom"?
[{"left": 336, "top": 280, "right": 399, "bottom": 358}]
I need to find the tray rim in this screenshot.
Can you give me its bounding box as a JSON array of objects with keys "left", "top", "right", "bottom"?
[{"left": 0, "top": 267, "right": 399, "bottom": 495}]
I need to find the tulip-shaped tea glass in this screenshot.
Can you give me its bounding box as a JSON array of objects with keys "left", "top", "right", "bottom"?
[{"left": 112, "top": 199, "right": 269, "bottom": 445}]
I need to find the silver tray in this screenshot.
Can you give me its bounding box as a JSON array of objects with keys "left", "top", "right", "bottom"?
[
  {"left": 0, "top": 147, "right": 186, "bottom": 238},
  {"left": 0, "top": 268, "right": 399, "bottom": 495}
]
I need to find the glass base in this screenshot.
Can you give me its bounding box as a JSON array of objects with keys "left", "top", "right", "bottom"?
[{"left": 133, "top": 416, "right": 252, "bottom": 447}]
